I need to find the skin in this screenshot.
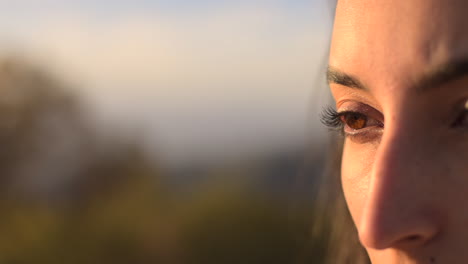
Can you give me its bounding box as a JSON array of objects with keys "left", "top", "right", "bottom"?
[{"left": 329, "top": 0, "right": 468, "bottom": 263}]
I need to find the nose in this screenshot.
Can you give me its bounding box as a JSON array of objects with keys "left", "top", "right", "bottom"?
[{"left": 357, "top": 124, "right": 440, "bottom": 250}]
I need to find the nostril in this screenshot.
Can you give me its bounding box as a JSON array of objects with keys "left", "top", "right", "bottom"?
[{"left": 394, "top": 234, "right": 427, "bottom": 247}]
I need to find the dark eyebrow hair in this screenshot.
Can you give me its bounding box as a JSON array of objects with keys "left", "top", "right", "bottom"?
[
  {"left": 327, "top": 58, "right": 468, "bottom": 93},
  {"left": 326, "top": 66, "right": 367, "bottom": 90},
  {"left": 416, "top": 58, "right": 468, "bottom": 93}
]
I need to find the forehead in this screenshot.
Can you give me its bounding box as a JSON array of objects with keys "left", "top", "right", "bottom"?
[{"left": 330, "top": 0, "right": 468, "bottom": 93}]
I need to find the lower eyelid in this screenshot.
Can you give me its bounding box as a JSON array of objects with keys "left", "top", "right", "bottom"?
[{"left": 343, "top": 126, "right": 383, "bottom": 143}]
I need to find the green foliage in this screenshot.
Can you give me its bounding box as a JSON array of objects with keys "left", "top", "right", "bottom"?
[
  {"left": 0, "top": 181, "right": 327, "bottom": 264},
  {"left": 178, "top": 189, "right": 303, "bottom": 264}
]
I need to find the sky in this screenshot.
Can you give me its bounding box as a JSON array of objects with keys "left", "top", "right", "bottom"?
[{"left": 0, "top": 0, "right": 334, "bottom": 164}]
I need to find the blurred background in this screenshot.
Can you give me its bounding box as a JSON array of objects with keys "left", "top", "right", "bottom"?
[{"left": 0, "top": 0, "right": 335, "bottom": 263}]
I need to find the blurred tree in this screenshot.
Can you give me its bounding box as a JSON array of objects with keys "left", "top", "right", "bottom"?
[
  {"left": 0, "top": 56, "right": 329, "bottom": 264},
  {"left": 0, "top": 57, "right": 93, "bottom": 200}
]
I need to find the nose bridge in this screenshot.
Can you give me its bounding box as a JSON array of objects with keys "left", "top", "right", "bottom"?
[{"left": 358, "top": 117, "right": 439, "bottom": 250}]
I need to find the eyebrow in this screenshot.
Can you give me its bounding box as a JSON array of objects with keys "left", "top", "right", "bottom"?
[
  {"left": 326, "top": 66, "right": 367, "bottom": 91},
  {"left": 416, "top": 59, "right": 468, "bottom": 93},
  {"left": 327, "top": 58, "right": 468, "bottom": 94}
]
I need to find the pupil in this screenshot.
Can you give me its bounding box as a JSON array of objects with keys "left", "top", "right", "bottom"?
[{"left": 346, "top": 114, "right": 367, "bottom": 129}]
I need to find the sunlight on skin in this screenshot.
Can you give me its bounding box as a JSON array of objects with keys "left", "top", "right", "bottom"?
[{"left": 329, "top": 0, "right": 468, "bottom": 263}]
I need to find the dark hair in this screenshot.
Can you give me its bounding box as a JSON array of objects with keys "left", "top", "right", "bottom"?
[{"left": 314, "top": 135, "right": 370, "bottom": 264}]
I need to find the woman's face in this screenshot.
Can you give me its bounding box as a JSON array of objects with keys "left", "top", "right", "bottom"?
[{"left": 329, "top": 0, "right": 468, "bottom": 263}]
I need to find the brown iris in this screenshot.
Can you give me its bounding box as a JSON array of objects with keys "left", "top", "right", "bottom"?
[{"left": 341, "top": 113, "right": 367, "bottom": 130}]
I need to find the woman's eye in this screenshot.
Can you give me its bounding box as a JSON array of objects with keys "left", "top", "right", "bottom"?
[
  {"left": 340, "top": 112, "right": 368, "bottom": 130},
  {"left": 452, "top": 110, "right": 468, "bottom": 128},
  {"left": 319, "top": 106, "right": 384, "bottom": 138},
  {"left": 337, "top": 111, "right": 384, "bottom": 137},
  {"left": 451, "top": 99, "right": 468, "bottom": 129}
]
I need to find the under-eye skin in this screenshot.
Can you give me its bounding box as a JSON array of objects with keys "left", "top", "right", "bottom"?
[{"left": 320, "top": 106, "right": 384, "bottom": 142}]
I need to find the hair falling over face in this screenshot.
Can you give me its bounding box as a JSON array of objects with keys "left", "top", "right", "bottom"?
[{"left": 313, "top": 132, "right": 370, "bottom": 264}]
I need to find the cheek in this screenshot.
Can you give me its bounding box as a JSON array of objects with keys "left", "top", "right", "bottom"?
[{"left": 341, "top": 140, "right": 377, "bottom": 225}]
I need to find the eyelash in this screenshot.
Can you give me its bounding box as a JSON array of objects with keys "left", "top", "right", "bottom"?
[
  {"left": 320, "top": 106, "right": 383, "bottom": 138},
  {"left": 320, "top": 106, "right": 345, "bottom": 132},
  {"left": 320, "top": 106, "right": 358, "bottom": 137}
]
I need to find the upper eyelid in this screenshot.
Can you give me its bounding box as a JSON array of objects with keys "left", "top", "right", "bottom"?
[{"left": 333, "top": 91, "right": 379, "bottom": 110}]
